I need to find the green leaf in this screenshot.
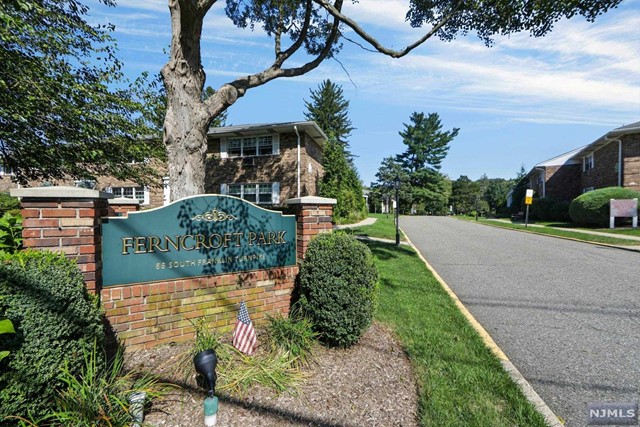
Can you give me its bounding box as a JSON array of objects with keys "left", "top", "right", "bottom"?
[{"left": 0, "top": 318, "right": 15, "bottom": 334}]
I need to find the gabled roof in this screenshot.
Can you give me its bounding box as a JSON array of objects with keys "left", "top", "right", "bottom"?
[
  {"left": 572, "top": 120, "right": 640, "bottom": 158},
  {"left": 534, "top": 146, "right": 585, "bottom": 168},
  {"left": 207, "top": 121, "right": 327, "bottom": 146}
]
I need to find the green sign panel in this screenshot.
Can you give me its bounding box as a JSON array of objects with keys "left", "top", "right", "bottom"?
[{"left": 102, "top": 195, "right": 296, "bottom": 286}]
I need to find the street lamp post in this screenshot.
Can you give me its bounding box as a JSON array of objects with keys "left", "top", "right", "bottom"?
[{"left": 394, "top": 176, "right": 400, "bottom": 245}]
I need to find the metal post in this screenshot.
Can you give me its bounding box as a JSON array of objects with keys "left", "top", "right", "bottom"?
[
  {"left": 394, "top": 179, "right": 400, "bottom": 245},
  {"left": 525, "top": 204, "right": 530, "bottom": 228}
]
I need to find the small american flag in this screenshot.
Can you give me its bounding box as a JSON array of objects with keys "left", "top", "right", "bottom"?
[{"left": 233, "top": 301, "right": 256, "bottom": 355}]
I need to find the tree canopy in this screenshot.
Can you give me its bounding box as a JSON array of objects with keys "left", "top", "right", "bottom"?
[
  {"left": 0, "top": 0, "right": 163, "bottom": 186},
  {"left": 161, "top": 0, "right": 621, "bottom": 199}
]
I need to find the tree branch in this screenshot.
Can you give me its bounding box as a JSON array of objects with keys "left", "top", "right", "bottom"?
[
  {"left": 275, "top": 0, "right": 313, "bottom": 67},
  {"left": 229, "top": 0, "right": 341, "bottom": 96},
  {"left": 313, "top": 0, "right": 464, "bottom": 58},
  {"left": 197, "top": 0, "right": 217, "bottom": 13}
]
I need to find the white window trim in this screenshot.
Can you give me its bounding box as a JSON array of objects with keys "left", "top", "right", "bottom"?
[
  {"left": 220, "top": 182, "right": 280, "bottom": 205},
  {"left": 106, "top": 186, "right": 150, "bottom": 205},
  {"left": 220, "top": 134, "right": 280, "bottom": 159},
  {"left": 583, "top": 153, "right": 594, "bottom": 172}
]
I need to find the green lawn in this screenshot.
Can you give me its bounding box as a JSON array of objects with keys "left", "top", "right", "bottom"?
[
  {"left": 360, "top": 236, "right": 549, "bottom": 426},
  {"left": 518, "top": 221, "right": 640, "bottom": 237},
  {"left": 342, "top": 213, "right": 406, "bottom": 241},
  {"left": 459, "top": 217, "right": 640, "bottom": 246}
]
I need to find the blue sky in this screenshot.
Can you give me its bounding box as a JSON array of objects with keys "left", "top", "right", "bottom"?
[{"left": 87, "top": 0, "right": 640, "bottom": 185}]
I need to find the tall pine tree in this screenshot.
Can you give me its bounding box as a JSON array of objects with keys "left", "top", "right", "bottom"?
[
  {"left": 304, "top": 80, "right": 354, "bottom": 158},
  {"left": 304, "top": 80, "right": 365, "bottom": 222},
  {"left": 396, "top": 112, "right": 458, "bottom": 214}
]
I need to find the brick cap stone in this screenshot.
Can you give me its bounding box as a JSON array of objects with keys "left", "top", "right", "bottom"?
[
  {"left": 108, "top": 197, "right": 140, "bottom": 205},
  {"left": 284, "top": 196, "right": 337, "bottom": 205},
  {"left": 10, "top": 186, "right": 114, "bottom": 200}
]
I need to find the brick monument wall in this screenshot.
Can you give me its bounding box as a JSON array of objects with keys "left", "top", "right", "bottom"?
[{"left": 13, "top": 187, "right": 336, "bottom": 351}]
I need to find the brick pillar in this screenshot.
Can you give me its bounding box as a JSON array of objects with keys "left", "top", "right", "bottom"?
[
  {"left": 107, "top": 196, "right": 140, "bottom": 217},
  {"left": 11, "top": 186, "right": 113, "bottom": 294},
  {"left": 285, "top": 196, "right": 337, "bottom": 261}
]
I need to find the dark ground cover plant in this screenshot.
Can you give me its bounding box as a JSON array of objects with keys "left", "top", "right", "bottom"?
[
  {"left": 297, "top": 232, "right": 379, "bottom": 348},
  {"left": 175, "top": 316, "right": 306, "bottom": 398},
  {"left": 265, "top": 307, "right": 318, "bottom": 367},
  {"left": 0, "top": 251, "right": 105, "bottom": 423},
  {"left": 569, "top": 187, "right": 640, "bottom": 227},
  {"left": 15, "top": 343, "right": 171, "bottom": 427}
]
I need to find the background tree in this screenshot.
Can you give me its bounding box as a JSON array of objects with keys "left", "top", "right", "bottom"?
[
  {"left": 304, "top": 79, "right": 354, "bottom": 158},
  {"left": 450, "top": 175, "right": 481, "bottom": 215},
  {"left": 305, "top": 80, "right": 365, "bottom": 222},
  {"left": 510, "top": 165, "right": 530, "bottom": 214},
  {"left": 371, "top": 157, "right": 411, "bottom": 215},
  {"left": 160, "top": 0, "right": 621, "bottom": 199},
  {"left": 0, "top": 0, "right": 164, "bottom": 186},
  {"left": 395, "top": 112, "right": 458, "bottom": 214},
  {"left": 483, "top": 178, "right": 512, "bottom": 215}
]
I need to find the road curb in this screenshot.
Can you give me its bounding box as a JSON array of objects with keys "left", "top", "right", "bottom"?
[
  {"left": 472, "top": 220, "right": 640, "bottom": 253},
  {"left": 402, "top": 230, "right": 563, "bottom": 427}
]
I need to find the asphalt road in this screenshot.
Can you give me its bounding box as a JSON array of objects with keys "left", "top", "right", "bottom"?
[{"left": 400, "top": 216, "right": 639, "bottom": 427}]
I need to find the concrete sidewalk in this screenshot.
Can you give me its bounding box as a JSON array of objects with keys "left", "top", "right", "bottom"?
[{"left": 333, "top": 217, "right": 378, "bottom": 229}]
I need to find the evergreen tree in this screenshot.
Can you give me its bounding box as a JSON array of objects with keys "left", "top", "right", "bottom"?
[
  {"left": 396, "top": 112, "right": 458, "bottom": 214},
  {"left": 305, "top": 80, "right": 364, "bottom": 223},
  {"left": 304, "top": 79, "right": 354, "bottom": 156}
]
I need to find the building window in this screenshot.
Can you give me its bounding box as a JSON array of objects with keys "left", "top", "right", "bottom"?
[
  {"left": 583, "top": 154, "right": 594, "bottom": 172},
  {"left": 582, "top": 187, "right": 595, "bottom": 194},
  {"left": 221, "top": 135, "right": 279, "bottom": 158},
  {"left": 107, "top": 186, "right": 150, "bottom": 205},
  {"left": 0, "top": 164, "right": 14, "bottom": 176},
  {"left": 222, "top": 182, "right": 280, "bottom": 205}
]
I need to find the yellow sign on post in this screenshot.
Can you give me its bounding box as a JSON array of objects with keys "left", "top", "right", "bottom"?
[{"left": 525, "top": 189, "right": 534, "bottom": 205}]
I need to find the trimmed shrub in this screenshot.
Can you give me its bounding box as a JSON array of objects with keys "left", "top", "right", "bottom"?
[
  {"left": 0, "top": 193, "right": 20, "bottom": 217},
  {"left": 569, "top": 187, "right": 640, "bottom": 227},
  {"left": 0, "top": 251, "right": 105, "bottom": 422},
  {"left": 297, "top": 232, "right": 379, "bottom": 348},
  {"left": 530, "top": 198, "right": 570, "bottom": 222}
]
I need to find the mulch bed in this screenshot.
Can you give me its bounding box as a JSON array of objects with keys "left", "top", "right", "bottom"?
[{"left": 126, "top": 322, "right": 418, "bottom": 427}]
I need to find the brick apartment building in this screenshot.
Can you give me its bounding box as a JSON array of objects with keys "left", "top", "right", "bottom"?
[
  {"left": 527, "top": 121, "right": 640, "bottom": 201},
  {"left": 1, "top": 121, "right": 327, "bottom": 208}
]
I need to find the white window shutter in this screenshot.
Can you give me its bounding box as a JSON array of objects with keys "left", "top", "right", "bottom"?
[
  {"left": 220, "top": 139, "right": 228, "bottom": 159},
  {"left": 272, "top": 134, "right": 280, "bottom": 155},
  {"left": 272, "top": 182, "right": 280, "bottom": 205},
  {"left": 220, "top": 183, "right": 228, "bottom": 195},
  {"left": 143, "top": 187, "right": 150, "bottom": 205}
]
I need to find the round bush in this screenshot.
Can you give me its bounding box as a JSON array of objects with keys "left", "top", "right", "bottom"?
[
  {"left": 297, "top": 232, "right": 379, "bottom": 348},
  {"left": 569, "top": 187, "right": 640, "bottom": 227},
  {"left": 0, "top": 250, "right": 105, "bottom": 421}
]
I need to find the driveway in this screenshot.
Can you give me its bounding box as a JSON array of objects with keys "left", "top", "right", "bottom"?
[{"left": 400, "top": 216, "right": 640, "bottom": 427}]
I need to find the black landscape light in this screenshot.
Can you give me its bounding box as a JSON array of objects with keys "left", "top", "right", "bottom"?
[
  {"left": 394, "top": 175, "right": 400, "bottom": 245},
  {"left": 194, "top": 349, "right": 218, "bottom": 397},
  {"left": 194, "top": 349, "right": 219, "bottom": 426}
]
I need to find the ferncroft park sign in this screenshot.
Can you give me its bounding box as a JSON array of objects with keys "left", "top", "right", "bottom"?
[{"left": 102, "top": 195, "right": 297, "bottom": 286}]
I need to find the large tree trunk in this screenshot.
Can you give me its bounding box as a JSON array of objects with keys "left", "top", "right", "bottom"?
[{"left": 161, "top": 1, "right": 211, "bottom": 202}]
